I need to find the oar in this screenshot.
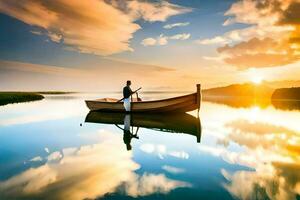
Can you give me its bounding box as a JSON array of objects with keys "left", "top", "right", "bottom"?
[{"left": 117, "top": 87, "right": 142, "bottom": 102}]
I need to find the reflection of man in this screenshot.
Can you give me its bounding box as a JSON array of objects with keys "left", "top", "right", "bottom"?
[
  {"left": 123, "top": 114, "right": 138, "bottom": 151},
  {"left": 123, "top": 80, "right": 133, "bottom": 112}
]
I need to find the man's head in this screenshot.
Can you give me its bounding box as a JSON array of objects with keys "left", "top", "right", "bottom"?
[{"left": 126, "top": 80, "right": 131, "bottom": 86}]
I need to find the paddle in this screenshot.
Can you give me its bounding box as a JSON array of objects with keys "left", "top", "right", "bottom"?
[{"left": 118, "top": 87, "right": 142, "bottom": 102}]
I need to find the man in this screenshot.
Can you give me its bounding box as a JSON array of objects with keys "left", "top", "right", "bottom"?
[{"left": 123, "top": 80, "right": 133, "bottom": 112}]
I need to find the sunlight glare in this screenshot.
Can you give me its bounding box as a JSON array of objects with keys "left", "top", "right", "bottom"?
[{"left": 252, "top": 76, "right": 263, "bottom": 85}]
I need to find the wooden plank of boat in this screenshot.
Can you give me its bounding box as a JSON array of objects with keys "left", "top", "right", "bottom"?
[
  {"left": 85, "top": 112, "right": 202, "bottom": 143},
  {"left": 85, "top": 84, "right": 202, "bottom": 113}
]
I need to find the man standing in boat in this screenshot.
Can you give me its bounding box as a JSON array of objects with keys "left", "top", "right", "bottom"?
[{"left": 123, "top": 80, "right": 133, "bottom": 112}]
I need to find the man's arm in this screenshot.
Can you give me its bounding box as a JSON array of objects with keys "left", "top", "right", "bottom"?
[{"left": 129, "top": 87, "right": 133, "bottom": 95}]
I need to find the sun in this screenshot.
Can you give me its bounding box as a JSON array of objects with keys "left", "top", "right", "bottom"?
[{"left": 252, "top": 76, "right": 263, "bottom": 85}]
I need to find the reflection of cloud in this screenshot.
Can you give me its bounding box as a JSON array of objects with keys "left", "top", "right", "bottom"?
[
  {"left": 44, "top": 148, "right": 50, "bottom": 154},
  {"left": 222, "top": 163, "right": 300, "bottom": 200},
  {"left": 0, "top": 0, "right": 190, "bottom": 55},
  {"left": 30, "top": 156, "right": 43, "bottom": 162},
  {"left": 140, "top": 144, "right": 189, "bottom": 160},
  {"left": 125, "top": 173, "right": 191, "bottom": 197},
  {"left": 169, "top": 151, "right": 189, "bottom": 159},
  {"left": 162, "top": 165, "right": 185, "bottom": 174},
  {"left": 47, "top": 151, "right": 62, "bottom": 161},
  {"left": 0, "top": 131, "right": 190, "bottom": 199},
  {"left": 226, "top": 119, "right": 300, "bottom": 156},
  {"left": 199, "top": 102, "right": 300, "bottom": 200}
]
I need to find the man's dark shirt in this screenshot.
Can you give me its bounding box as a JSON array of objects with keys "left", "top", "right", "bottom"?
[{"left": 123, "top": 86, "right": 132, "bottom": 99}]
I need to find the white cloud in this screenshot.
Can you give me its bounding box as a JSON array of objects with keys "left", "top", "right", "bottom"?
[
  {"left": 157, "top": 34, "right": 169, "bottom": 45},
  {"left": 141, "top": 33, "right": 190, "bottom": 46},
  {"left": 196, "top": 36, "right": 227, "bottom": 45},
  {"left": 127, "top": 1, "right": 192, "bottom": 22},
  {"left": 164, "top": 22, "right": 190, "bottom": 29},
  {"left": 169, "top": 33, "right": 191, "bottom": 40},
  {"left": 141, "top": 38, "right": 157, "bottom": 46}
]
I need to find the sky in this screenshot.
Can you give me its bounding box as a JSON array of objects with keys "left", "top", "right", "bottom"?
[{"left": 0, "top": 0, "right": 299, "bottom": 91}]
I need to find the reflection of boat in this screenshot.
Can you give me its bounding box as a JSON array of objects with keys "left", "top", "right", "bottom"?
[
  {"left": 85, "top": 111, "right": 202, "bottom": 143},
  {"left": 85, "top": 84, "right": 201, "bottom": 113}
]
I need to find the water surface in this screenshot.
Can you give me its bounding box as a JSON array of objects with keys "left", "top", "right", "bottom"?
[{"left": 0, "top": 93, "right": 299, "bottom": 200}]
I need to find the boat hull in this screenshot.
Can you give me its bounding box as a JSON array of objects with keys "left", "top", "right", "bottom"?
[{"left": 85, "top": 84, "right": 201, "bottom": 113}]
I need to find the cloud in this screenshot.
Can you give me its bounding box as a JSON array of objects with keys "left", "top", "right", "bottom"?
[
  {"left": 198, "top": 0, "right": 300, "bottom": 69},
  {"left": 127, "top": 1, "right": 192, "bottom": 22},
  {"left": 47, "top": 32, "right": 62, "bottom": 43},
  {"left": 164, "top": 22, "right": 190, "bottom": 29},
  {"left": 141, "top": 38, "right": 157, "bottom": 46},
  {"left": 141, "top": 33, "right": 190, "bottom": 46},
  {"left": 169, "top": 33, "right": 191, "bottom": 40},
  {"left": 278, "top": 1, "right": 300, "bottom": 25},
  {"left": 196, "top": 36, "right": 227, "bottom": 45},
  {"left": 0, "top": 0, "right": 191, "bottom": 55},
  {"left": 157, "top": 34, "right": 169, "bottom": 45},
  {"left": 217, "top": 37, "right": 300, "bottom": 69}
]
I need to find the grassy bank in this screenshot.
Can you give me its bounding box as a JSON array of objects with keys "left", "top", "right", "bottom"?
[{"left": 0, "top": 92, "right": 44, "bottom": 106}]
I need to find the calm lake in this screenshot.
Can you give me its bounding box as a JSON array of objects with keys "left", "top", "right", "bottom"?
[{"left": 0, "top": 93, "right": 299, "bottom": 200}]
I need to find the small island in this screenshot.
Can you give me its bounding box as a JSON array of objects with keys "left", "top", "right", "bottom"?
[
  {"left": 272, "top": 87, "right": 300, "bottom": 100},
  {"left": 0, "top": 92, "right": 44, "bottom": 106},
  {"left": 0, "top": 91, "right": 76, "bottom": 106}
]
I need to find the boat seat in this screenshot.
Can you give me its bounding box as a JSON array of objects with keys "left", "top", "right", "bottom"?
[
  {"left": 96, "top": 98, "right": 142, "bottom": 102},
  {"left": 97, "top": 98, "right": 118, "bottom": 102}
]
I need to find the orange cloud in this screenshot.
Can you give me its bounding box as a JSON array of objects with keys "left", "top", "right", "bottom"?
[
  {"left": 0, "top": 0, "right": 190, "bottom": 55},
  {"left": 199, "top": 0, "right": 300, "bottom": 69},
  {"left": 217, "top": 37, "right": 300, "bottom": 69}
]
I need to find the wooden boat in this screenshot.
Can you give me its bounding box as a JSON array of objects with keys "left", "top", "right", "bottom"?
[
  {"left": 85, "top": 84, "right": 202, "bottom": 113},
  {"left": 85, "top": 112, "right": 202, "bottom": 143}
]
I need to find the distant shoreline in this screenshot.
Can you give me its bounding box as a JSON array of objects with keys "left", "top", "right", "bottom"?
[{"left": 0, "top": 91, "right": 76, "bottom": 106}]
